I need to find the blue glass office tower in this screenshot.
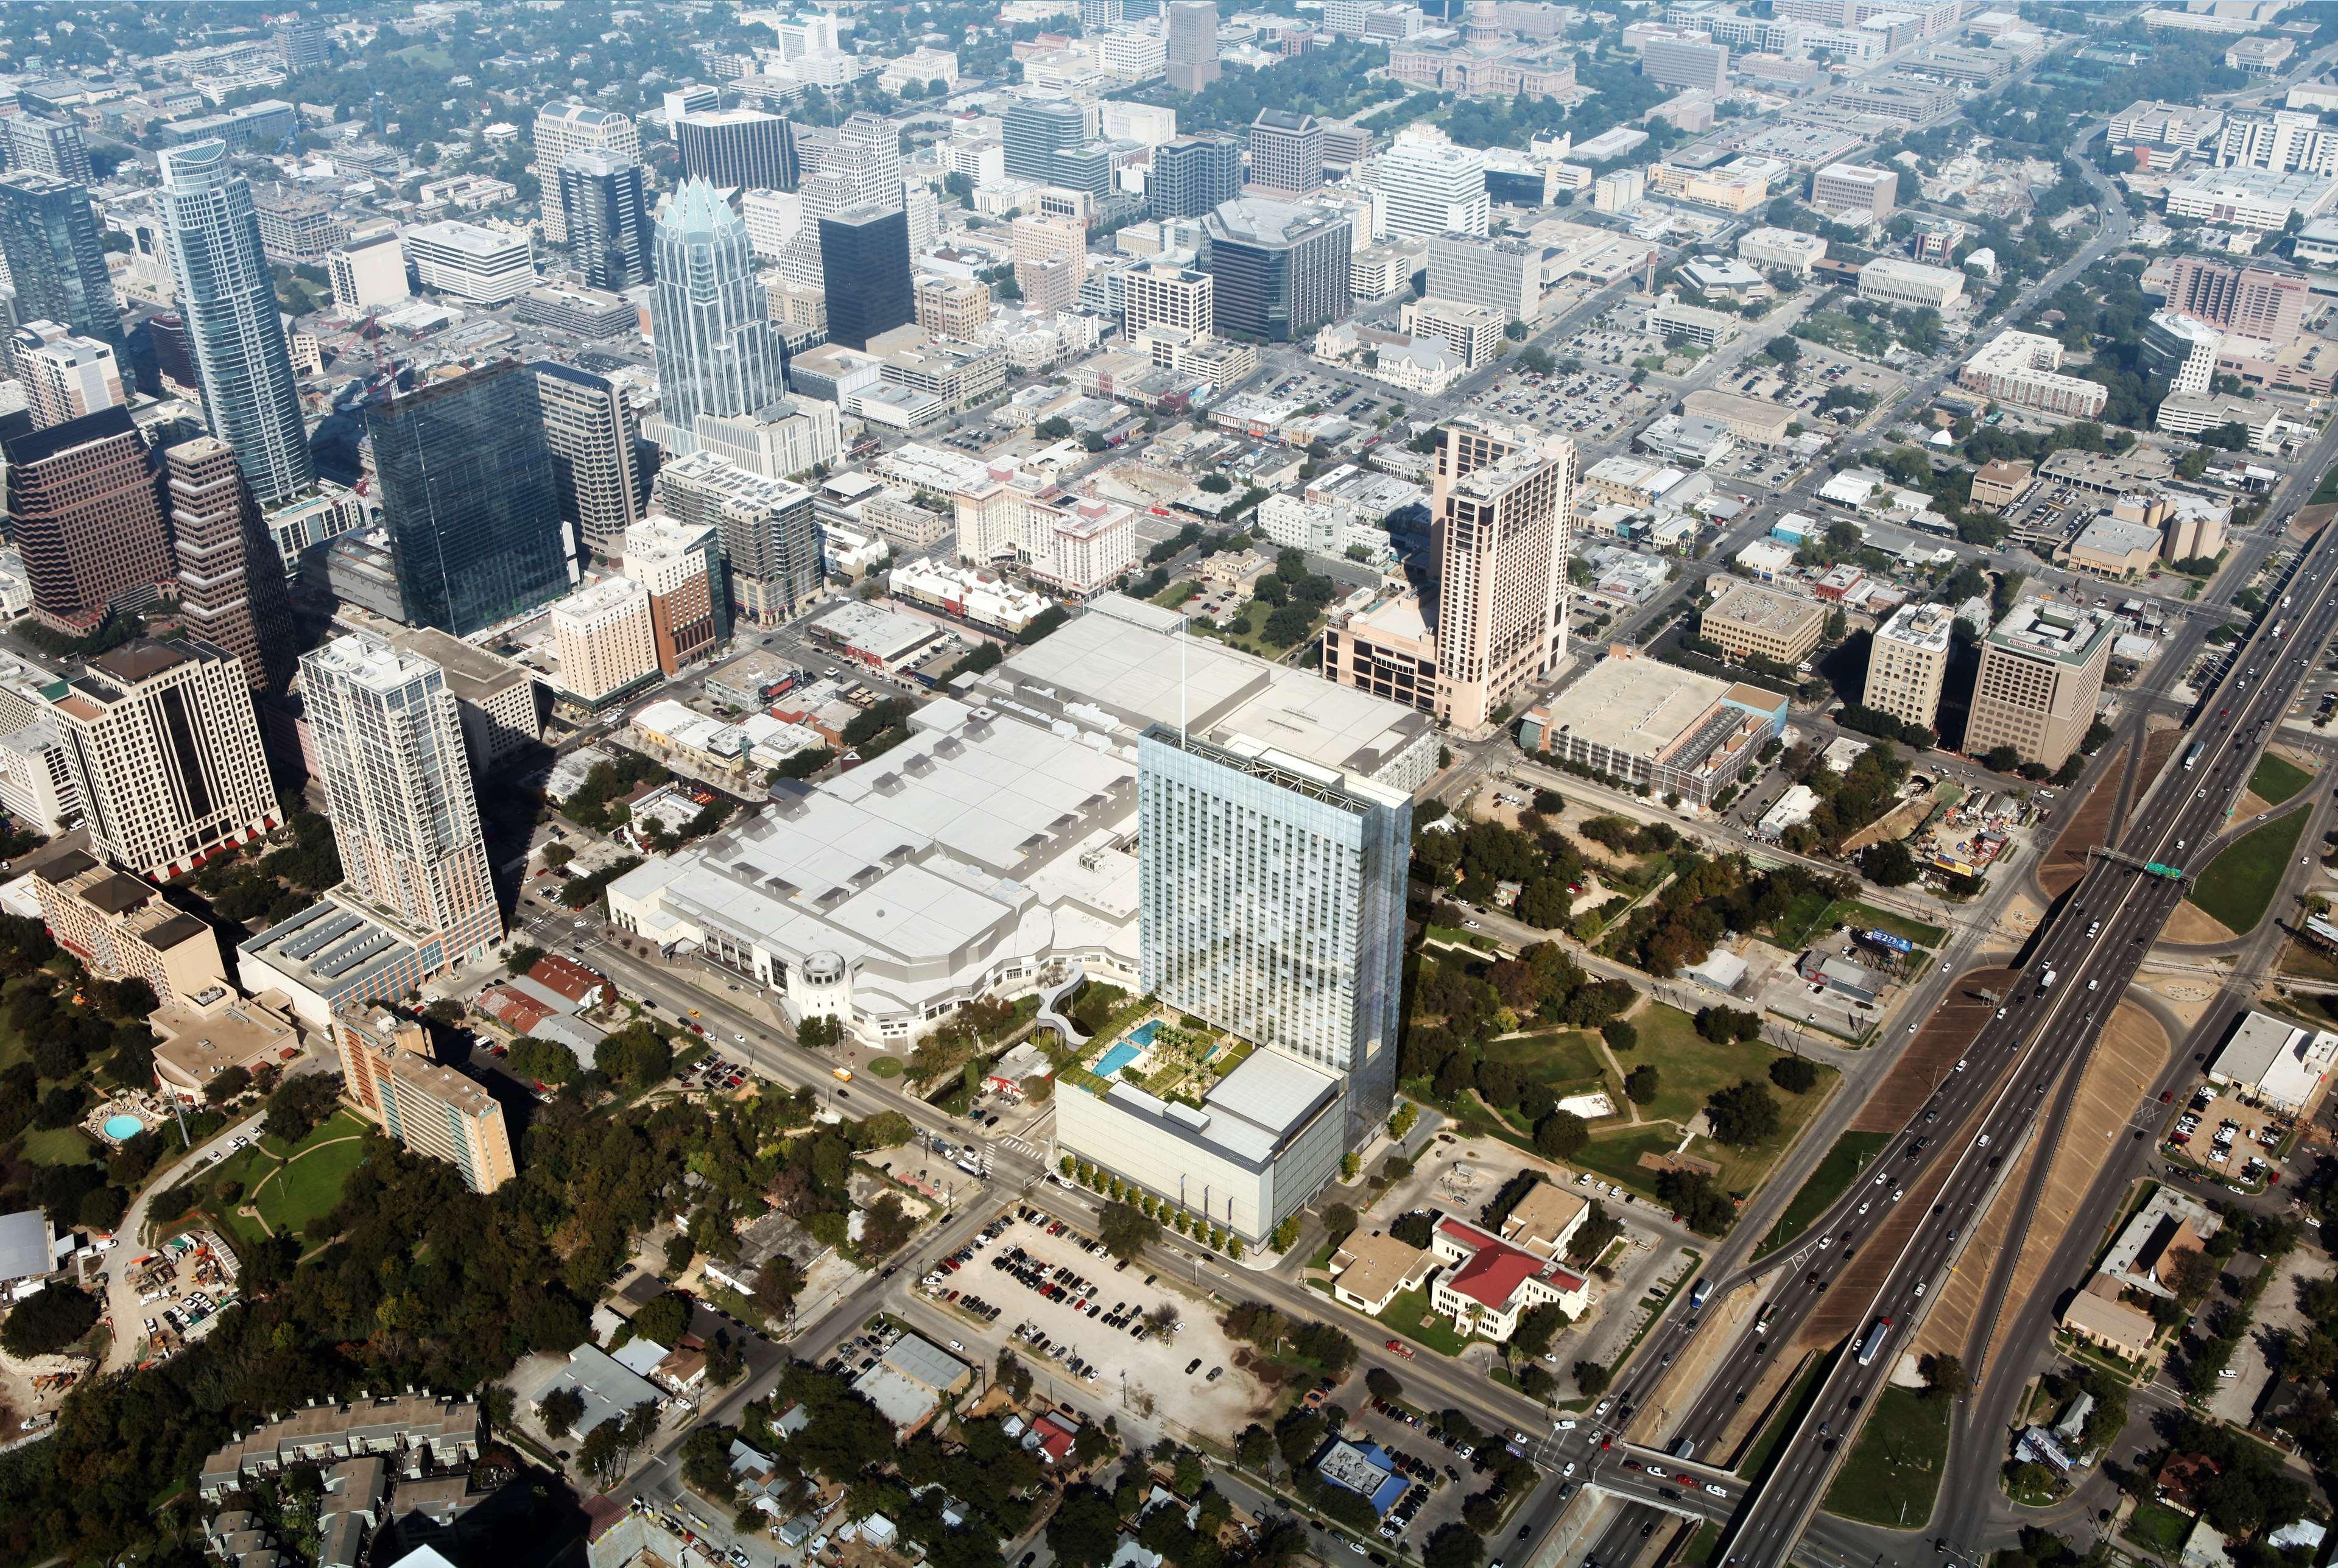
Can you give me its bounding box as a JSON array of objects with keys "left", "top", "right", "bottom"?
[
  {"left": 1136, "top": 725, "right": 1409, "bottom": 1150},
  {"left": 0, "top": 172, "right": 127, "bottom": 363},
  {"left": 559, "top": 150, "right": 652, "bottom": 290},
  {"left": 818, "top": 206, "right": 913, "bottom": 351},
  {"left": 650, "top": 180, "right": 786, "bottom": 455},
  {"left": 157, "top": 141, "right": 315, "bottom": 503},
  {"left": 365, "top": 360, "right": 571, "bottom": 637}
]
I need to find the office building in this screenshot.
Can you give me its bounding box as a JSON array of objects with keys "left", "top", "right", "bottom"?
[
  {"left": 1434, "top": 421, "right": 1571, "bottom": 729},
  {"left": 2163, "top": 169, "right": 2338, "bottom": 231},
  {"left": 276, "top": 17, "right": 329, "bottom": 70},
  {"left": 1862, "top": 601, "right": 1954, "bottom": 732},
  {"left": 513, "top": 283, "right": 633, "bottom": 339},
  {"left": 1122, "top": 264, "right": 1214, "bottom": 336},
  {"left": 915, "top": 275, "right": 993, "bottom": 340},
  {"left": 1151, "top": 134, "right": 1242, "bottom": 220},
  {"left": 300, "top": 631, "right": 504, "bottom": 963},
  {"left": 157, "top": 141, "right": 317, "bottom": 504},
  {"left": 819, "top": 206, "right": 914, "bottom": 350},
  {"left": 625, "top": 514, "right": 725, "bottom": 668},
  {"left": 532, "top": 362, "right": 644, "bottom": 563},
  {"left": 2164, "top": 255, "right": 2307, "bottom": 344},
  {"left": 1811, "top": 161, "right": 1897, "bottom": 220},
  {"left": 2108, "top": 99, "right": 2226, "bottom": 156},
  {"left": 252, "top": 185, "right": 345, "bottom": 264},
  {"left": 157, "top": 101, "right": 298, "bottom": 153},
  {"left": 366, "top": 360, "right": 571, "bottom": 637},
  {"left": 1856, "top": 256, "right": 1965, "bottom": 309},
  {"left": 336, "top": 1007, "right": 516, "bottom": 1194},
  {"left": 325, "top": 230, "right": 407, "bottom": 315},
  {"left": 2, "top": 407, "right": 175, "bottom": 633},
  {"left": 41, "top": 638, "right": 276, "bottom": 881},
  {"left": 688, "top": 396, "right": 842, "bottom": 483},
  {"left": 13, "top": 322, "right": 122, "bottom": 427},
  {"left": 1957, "top": 330, "right": 2111, "bottom": 418},
  {"left": 1003, "top": 97, "right": 1089, "bottom": 184},
  {"left": 1136, "top": 723, "right": 1409, "bottom": 1156},
  {"left": 1203, "top": 198, "right": 1351, "bottom": 342},
  {"left": 29, "top": 849, "right": 227, "bottom": 1010},
  {"left": 655, "top": 449, "right": 822, "bottom": 624},
  {"left": 2214, "top": 108, "right": 2338, "bottom": 176},
  {"left": 1641, "top": 30, "right": 1729, "bottom": 93},
  {"left": 675, "top": 108, "right": 801, "bottom": 194},
  {"left": 533, "top": 101, "right": 643, "bottom": 242},
  {"left": 1248, "top": 109, "right": 1325, "bottom": 196},
  {"left": 1738, "top": 226, "right": 1826, "bottom": 275},
  {"left": 1370, "top": 129, "right": 1489, "bottom": 239},
  {"left": 650, "top": 180, "right": 787, "bottom": 454},
  {"left": 742, "top": 187, "right": 802, "bottom": 260},
  {"left": 1966, "top": 594, "right": 2114, "bottom": 769},
  {"left": 824, "top": 113, "right": 908, "bottom": 214},
  {"left": 402, "top": 220, "right": 535, "bottom": 305},
  {"left": 663, "top": 85, "right": 722, "bottom": 123},
  {"left": 1594, "top": 167, "right": 1646, "bottom": 213},
  {"left": 4, "top": 116, "right": 91, "bottom": 183},
  {"left": 2142, "top": 311, "right": 2223, "bottom": 398},
  {"left": 0, "top": 173, "right": 125, "bottom": 361},
  {"left": 0, "top": 720, "right": 82, "bottom": 837},
  {"left": 1424, "top": 234, "right": 1540, "bottom": 320},
  {"left": 1516, "top": 653, "right": 1786, "bottom": 809},
  {"left": 550, "top": 576, "right": 659, "bottom": 706},
  {"left": 1011, "top": 214, "right": 1087, "bottom": 311},
  {"left": 1166, "top": 1, "right": 1222, "bottom": 91},
  {"left": 558, "top": 150, "right": 652, "bottom": 290},
  {"left": 372, "top": 625, "right": 541, "bottom": 779},
  {"left": 165, "top": 437, "right": 297, "bottom": 694},
  {"left": 1398, "top": 297, "right": 1502, "bottom": 369}
]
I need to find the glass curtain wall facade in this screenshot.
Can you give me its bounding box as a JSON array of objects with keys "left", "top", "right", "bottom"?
[
  {"left": 818, "top": 206, "right": 913, "bottom": 350},
  {"left": 0, "top": 172, "right": 127, "bottom": 361},
  {"left": 1137, "top": 725, "right": 1409, "bottom": 1150},
  {"left": 558, "top": 151, "right": 652, "bottom": 290},
  {"left": 365, "top": 359, "right": 571, "bottom": 636},
  {"left": 157, "top": 141, "right": 316, "bottom": 504},
  {"left": 650, "top": 180, "right": 786, "bottom": 453}
]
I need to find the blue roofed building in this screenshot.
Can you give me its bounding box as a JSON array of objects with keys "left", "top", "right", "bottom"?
[{"left": 1317, "top": 1438, "right": 1408, "bottom": 1515}]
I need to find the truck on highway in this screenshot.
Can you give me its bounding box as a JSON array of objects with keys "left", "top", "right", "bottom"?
[
  {"left": 2039, "top": 968, "right": 2057, "bottom": 991},
  {"left": 1688, "top": 1278, "right": 1711, "bottom": 1312},
  {"left": 2185, "top": 742, "right": 2203, "bottom": 772},
  {"left": 1856, "top": 1316, "right": 1894, "bottom": 1367}
]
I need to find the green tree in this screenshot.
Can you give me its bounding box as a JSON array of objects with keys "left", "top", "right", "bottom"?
[
  {"left": 1624, "top": 1064, "right": 1660, "bottom": 1105},
  {"left": 595, "top": 1022, "right": 674, "bottom": 1087},
  {"left": 264, "top": 1071, "right": 343, "bottom": 1144},
  {"left": 1047, "top": 1485, "right": 1123, "bottom": 1567},
  {"left": 1099, "top": 1199, "right": 1160, "bottom": 1260},
  {"left": 1534, "top": 1109, "right": 1588, "bottom": 1160},
  {"left": 1705, "top": 1080, "right": 1780, "bottom": 1146},
  {"left": 504, "top": 943, "right": 547, "bottom": 976},
  {"left": 1770, "top": 1056, "right": 1819, "bottom": 1094},
  {"left": 1923, "top": 1353, "right": 1968, "bottom": 1401},
  {"left": 632, "top": 1290, "right": 691, "bottom": 1347},
  {"left": 538, "top": 1386, "right": 586, "bottom": 1438}
]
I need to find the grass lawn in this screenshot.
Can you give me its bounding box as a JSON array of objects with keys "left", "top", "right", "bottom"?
[
  {"left": 1624, "top": 1004, "right": 1793, "bottom": 1131},
  {"left": 255, "top": 1131, "right": 369, "bottom": 1236},
  {"left": 2124, "top": 1500, "right": 2192, "bottom": 1557},
  {"left": 867, "top": 1056, "right": 904, "bottom": 1077},
  {"left": 1481, "top": 1029, "right": 1617, "bottom": 1105},
  {"left": 19, "top": 1125, "right": 93, "bottom": 1165},
  {"left": 1683, "top": 1522, "right": 1724, "bottom": 1567},
  {"left": 1572, "top": 1125, "right": 1680, "bottom": 1198},
  {"left": 2248, "top": 752, "right": 2314, "bottom": 807},
  {"left": 2189, "top": 809, "right": 2309, "bottom": 933},
  {"left": 1839, "top": 901, "right": 1946, "bottom": 949},
  {"left": 1152, "top": 580, "right": 1199, "bottom": 608},
  {"left": 1756, "top": 1131, "right": 1891, "bottom": 1258},
  {"left": 1822, "top": 1385, "right": 1950, "bottom": 1528},
  {"left": 1426, "top": 924, "right": 1502, "bottom": 954},
  {"left": 2280, "top": 938, "right": 2338, "bottom": 982},
  {"left": 1766, "top": 889, "right": 1837, "bottom": 951},
  {"left": 1375, "top": 1287, "right": 1473, "bottom": 1357},
  {"left": 1691, "top": 1063, "right": 1836, "bottom": 1195}
]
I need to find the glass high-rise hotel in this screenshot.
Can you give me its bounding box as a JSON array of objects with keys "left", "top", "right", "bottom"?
[{"left": 1136, "top": 725, "right": 1409, "bottom": 1151}]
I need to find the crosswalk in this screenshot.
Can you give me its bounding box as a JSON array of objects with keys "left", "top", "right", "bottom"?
[{"left": 998, "top": 1134, "right": 1043, "bottom": 1161}]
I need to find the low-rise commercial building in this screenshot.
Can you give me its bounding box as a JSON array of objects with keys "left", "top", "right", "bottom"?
[
  {"left": 1681, "top": 389, "right": 1792, "bottom": 445},
  {"left": 2057, "top": 516, "right": 2164, "bottom": 580},
  {"left": 1329, "top": 1231, "right": 1432, "bottom": 1312},
  {"left": 1427, "top": 1214, "right": 1591, "bottom": 1341},
  {"left": 1737, "top": 226, "right": 1825, "bottom": 275},
  {"left": 152, "top": 990, "right": 300, "bottom": 1103},
  {"left": 1857, "top": 257, "right": 1965, "bottom": 309},
  {"left": 2060, "top": 1281, "right": 2159, "bottom": 1364},
  {"left": 1958, "top": 331, "right": 2110, "bottom": 419},
  {"left": 1518, "top": 652, "right": 1786, "bottom": 809},
  {"left": 2207, "top": 1009, "right": 2338, "bottom": 1116},
  {"left": 1700, "top": 580, "right": 1825, "bottom": 665}
]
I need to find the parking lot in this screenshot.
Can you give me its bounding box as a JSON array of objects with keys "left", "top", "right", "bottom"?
[
  {"left": 920, "top": 1203, "right": 1272, "bottom": 1432},
  {"left": 1334, "top": 1396, "right": 1516, "bottom": 1551},
  {"left": 125, "top": 1228, "right": 239, "bottom": 1357},
  {"left": 1471, "top": 364, "right": 1660, "bottom": 448}
]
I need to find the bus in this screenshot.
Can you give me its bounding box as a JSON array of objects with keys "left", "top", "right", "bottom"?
[
  {"left": 1688, "top": 1278, "right": 1712, "bottom": 1312},
  {"left": 2185, "top": 743, "right": 2203, "bottom": 772},
  {"left": 833, "top": 1066, "right": 854, "bottom": 1082},
  {"left": 1856, "top": 1317, "right": 1894, "bottom": 1367}
]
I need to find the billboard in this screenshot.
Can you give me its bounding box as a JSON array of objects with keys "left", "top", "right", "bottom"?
[{"left": 1860, "top": 927, "right": 1914, "bottom": 955}]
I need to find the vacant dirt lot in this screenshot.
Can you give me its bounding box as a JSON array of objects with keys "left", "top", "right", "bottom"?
[
  {"left": 1976, "top": 1000, "right": 2167, "bottom": 1373},
  {"left": 2140, "top": 725, "right": 2187, "bottom": 794},
  {"left": 2164, "top": 903, "right": 2240, "bottom": 945},
  {"left": 2290, "top": 502, "right": 2333, "bottom": 543},
  {"left": 1851, "top": 966, "right": 2016, "bottom": 1135},
  {"left": 2041, "top": 747, "right": 2128, "bottom": 900}
]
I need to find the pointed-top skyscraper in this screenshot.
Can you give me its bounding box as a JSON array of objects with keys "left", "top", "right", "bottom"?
[
  {"left": 649, "top": 180, "right": 785, "bottom": 456},
  {"left": 157, "top": 141, "right": 315, "bottom": 504}
]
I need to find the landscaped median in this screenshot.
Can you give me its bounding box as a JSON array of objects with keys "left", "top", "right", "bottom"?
[
  {"left": 2185, "top": 807, "right": 2311, "bottom": 937},
  {"left": 1755, "top": 1131, "right": 1892, "bottom": 1260},
  {"left": 1820, "top": 1383, "right": 1951, "bottom": 1527}
]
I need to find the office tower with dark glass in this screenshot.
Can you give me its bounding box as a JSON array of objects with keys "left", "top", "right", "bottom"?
[
  {"left": 0, "top": 172, "right": 128, "bottom": 360},
  {"left": 1003, "top": 97, "right": 1089, "bottom": 182},
  {"left": 1204, "top": 198, "right": 1351, "bottom": 342},
  {"left": 1150, "top": 135, "right": 1241, "bottom": 220},
  {"left": 559, "top": 150, "right": 652, "bottom": 290},
  {"left": 1137, "top": 725, "right": 1410, "bottom": 1151},
  {"left": 650, "top": 180, "right": 786, "bottom": 453},
  {"left": 365, "top": 360, "right": 571, "bottom": 637},
  {"left": 165, "top": 435, "right": 297, "bottom": 694},
  {"left": 676, "top": 108, "right": 801, "bottom": 193},
  {"left": 4, "top": 116, "right": 93, "bottom": 183},
  {"left": 532, "top": 361, "right": 644, "bottom": 563},
  {"left": 300, "top": 631, "right": 504, "bottom": 965},
  {"left": 818, "top": 206, "right": 913, "bottom": 350},
  {"left": 2, "top": 406, "right": 175, "bottom": 633},
  {"left": 533, "top": 100, "right": 643, "bottom": 242},
  {"left": 157, "top": 141, "right": 316, "bottom": 504}
]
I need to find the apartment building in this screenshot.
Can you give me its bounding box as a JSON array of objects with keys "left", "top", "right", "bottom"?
[
  {"left": 1965, "top": 595, "right": 2114, "bottom": 769},
  {"left": 1861, "top": 601, "right": 1954, "bottom": 732},
  {"left": 2163, "top": 255, "right": 2307, "bottom": 345},
  {"left": 1019, "top": 496, "right": 1135, "bottom": 597},
  {"left": 336, "top": 1007, "right": 516, "bottom": 1194},
  {"left": 1699, "top": 580, "right": 1825, "bottom": 666},
  {"left": 622, "top": 515, "right": 723, "bottom": 674},
  {"left": 13, "top": 325, "right": 124, "bottom": 428},
  {"left": 2215, "top": 108, "right": 2338, "bottom": 175},
  {"left": 1957, "top": 331, "right": 2111, "bottom": 419},
  {"left": 532, "top": 361, "right": 644, "bottom": 563},
  {"left": 915, "top": 275, "right": 993, "bottom": 341},
  {"left": 377, "top": 626, "right": 543, "bottom": 779}
]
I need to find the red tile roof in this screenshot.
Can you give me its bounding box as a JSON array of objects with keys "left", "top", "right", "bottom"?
[
  {"left": 1436, "top": 1217, "right": 1588, "bottom": 1309},
  {"left": 526, "top": 954, "right": 608, "bottom": 1005},
  {"left": 476, "top": 985, "right": 554, "bottom": 1033}
]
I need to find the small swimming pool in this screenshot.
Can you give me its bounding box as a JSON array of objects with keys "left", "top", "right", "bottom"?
[
  {"left": 1127, "top": 1019, "right": 1161, "bottom": 1048},
  {"left": 1094, "top": 1041, "right": 1141, "bottom": 1078},
  {"left": 102, "top": 1114, "right": 144, "bottom": 1141}
]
